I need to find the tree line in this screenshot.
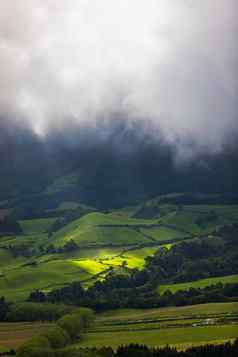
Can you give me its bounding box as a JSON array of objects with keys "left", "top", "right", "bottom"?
[{"left": 16, "top": 339, "right": 238, "bottom": 357}]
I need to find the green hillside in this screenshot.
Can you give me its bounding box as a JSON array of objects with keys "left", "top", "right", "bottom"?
[
  {"left": 0, "top": 203, "right": 238, "bottom": 302},
  {"left": 159, "top": 274, "right": 238, "bottom": 294}
]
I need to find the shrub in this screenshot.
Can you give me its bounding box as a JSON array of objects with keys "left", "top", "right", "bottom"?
[
  {"left": 42, "top": 326, "right": 71, "bottom": 349},
  {"left": 16, "top": 336, "right": 53, "bottom": 357},
  {"left": 74, "top": 308, "right": 95, "bottom": 329},
  {"left": 57, "top": 314, "right": 83, "bottom": 340},
  {"left": 7, "top": 302, "right": 73, "bottom": 322}
]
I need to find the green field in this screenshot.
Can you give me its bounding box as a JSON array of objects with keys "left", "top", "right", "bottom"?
[
  {"left": 0, "top": 257, "right": 92, "bottom": 301},
  {"left": 78, "top": 325, "right": 238, "bottom": 349},
  {"left": 51, "top": 212, "right": 159, "bottom": 246},
  {"left": 0, "top": 322, "right": 52, "bottom": 349},
  {"left": 96, "top": 302, "right": 238, "bottom": 322},
  {"left": 0, "top": 302, "right": 237, "bottom": 351},
  {"left": 51, "top": 211, "right": 190, "bottom": 248},
  {"left": 159, "top": 274, "right": 238, "bottom": 294},
  {"left": 74, "top": 302, "right": 238, "bottom": 349},
  {"left": 140, "top": 226, "right": 186, "bottom": 242},
  {"left": 0, "top": 243, "right": 164, "bottom": 300},
  {"left": 158, "top": 205, "right": 238, "bottom": 235}
]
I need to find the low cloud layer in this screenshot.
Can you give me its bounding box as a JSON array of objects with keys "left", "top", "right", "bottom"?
[{"left": 0, "top": 1, "right": 238, "bottom": 156}]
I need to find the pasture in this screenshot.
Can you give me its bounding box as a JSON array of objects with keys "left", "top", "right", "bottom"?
[
  {"left": 0, "top": 322, "right": 52, "bottom": 349},
  {"left": 159, "top": 274, "right": 238, "bottom": 294},
  {"left": 78, "top": 325, "right": 238, "bottom": 349},
  {"left": 0, "top": 303, "right": 237, "bottom": 351},
  {"left": 75, "top": 302, "right": 238, "bottom": 349}
]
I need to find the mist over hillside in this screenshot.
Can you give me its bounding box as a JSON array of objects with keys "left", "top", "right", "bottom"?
[
  {"left": 0, "top": 1, "right": 238, "bottom": 207},
  {"left": 1, "top": 116, "right": 238, "bottom": 208}
]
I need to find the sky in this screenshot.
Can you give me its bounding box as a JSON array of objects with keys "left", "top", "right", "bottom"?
[{"left": 0, "top": 0, "right": 238, "bottom": 158}]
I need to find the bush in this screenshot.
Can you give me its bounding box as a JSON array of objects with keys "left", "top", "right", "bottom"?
[
  {"left": 42, "top": 326, "right": 71, "bottom": 349},
  {"left": 57, "top": 314, "right": 83, "bottom": 340},
  {"left": 57, "top": 308, "right": 94, "bottom": 340},
  {"left": 74, "top": 308, "right": 95, "bottom": 328},
  {"left": 16, "top": 336, "right": 53, "bottom": 357}
]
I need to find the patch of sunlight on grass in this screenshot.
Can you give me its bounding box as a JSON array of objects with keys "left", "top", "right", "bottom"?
[
  {"left": 101, "top": 256, "right": 144, "bottom": 270},
  {"left": 72, "top": 259, "right": 106, "bottom": 275}
]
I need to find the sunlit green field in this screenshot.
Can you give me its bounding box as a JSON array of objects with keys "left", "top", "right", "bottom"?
[{"left": 0, "top": 243, "right": 165, "bottom": 301}]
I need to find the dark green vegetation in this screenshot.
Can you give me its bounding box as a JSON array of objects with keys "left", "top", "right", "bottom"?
[
  {"left": 0, "top": 299, "right": 74, "bottom": 322},
  {"left": 14, "top": 340, "right": 238, "bottom": 357}
]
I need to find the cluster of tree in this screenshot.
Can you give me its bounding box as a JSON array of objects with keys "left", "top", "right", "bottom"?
[
  {"left": 6, "top": 244, "right": 34, "bottom": 258},
  {"left": 134, "top": 194, "right": 238, "bottom": 220},
  {"left": 145, "top": 224, "right": 238, "bottom": 284},
  {"left": 16, "top": 308, "right": 94, "bottom": 357},
  {"left": 0, "top": 296, "right": 9, "bottom": 321},
  {"left": 0, "top": 300, "right": 73, "bottom": 322},
  {"left": 0, "top": 216, "right": 22, "bottom": 235},
  {"left": 45, "top": 240, "right": 79, "bottom": 254},
  {"left": 115, "top": 341, "right": 238, "bottom": 357}
]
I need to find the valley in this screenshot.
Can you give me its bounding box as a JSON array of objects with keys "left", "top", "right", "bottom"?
[{"left": 0, "top": 196, "right": 238, "bottom": 355}]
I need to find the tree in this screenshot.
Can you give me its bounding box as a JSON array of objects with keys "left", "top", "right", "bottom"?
[{"left": 0, "top": 296, "right": 9, "bottom": 321}]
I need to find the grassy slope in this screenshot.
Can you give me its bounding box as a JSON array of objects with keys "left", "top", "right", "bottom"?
[
  {"left": 19, "top": 218, "right": 57, "bottom": 234},
  {"left": 96, "top": 302, "right": 238, "bottom": 322},
  {"left": 0, "top": 250, "right": 92, "bottom": 301},
  {"left": 159, "top": 274, "right": 238, "bottom": 294},
  {"left": 158, "top": 205, "right": 238, "bottom": 235},
  {"left": 51, "top": 212, "right": 158, "bottom": 246},
  {"left": 140, "top": 226, "right": 186, "bottom": 241}
]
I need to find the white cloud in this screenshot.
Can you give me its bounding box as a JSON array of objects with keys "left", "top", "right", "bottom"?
[{"left": 0, "top": 0, "right": 237, "bottom": 152}]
